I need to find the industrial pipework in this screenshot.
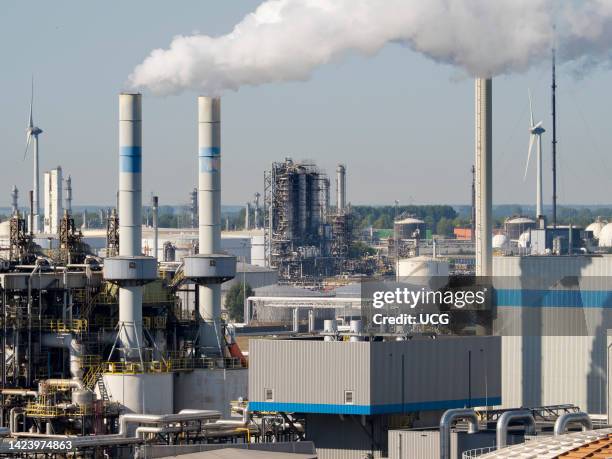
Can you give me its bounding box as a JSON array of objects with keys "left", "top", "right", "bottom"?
[
  {"left": 475, "top": 78, "right": 492, "bottom": 277},
  {"left": 439, "top": 408, "right": 479, "bottom": 459},
  {"left": 496, "top": 409, "right": 536, "bottom": 448},
  {"left": 553, "top": 412, "right": 592, "bottom": 436},
  {"left": 184, "top": 97, "right": 235, "bottom": 355},
  {"left": 103, "top": 93, "right": 156, "bottom": 361}
]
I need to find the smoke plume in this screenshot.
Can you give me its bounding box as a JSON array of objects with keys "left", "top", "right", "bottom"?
[{"left": 129, "top": 0, "right": 612, "bottom": 95}]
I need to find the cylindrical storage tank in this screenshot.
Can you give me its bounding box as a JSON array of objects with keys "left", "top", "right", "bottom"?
[
  {"left": 586, "top": 219, "right": 607, "bottom": 240},
  {"left": 394, "top": 217, "right": 426, "bottom": 239},
  {"left": 323, "top": 319, "right": 337, "bottom": 342},
  {"left": 71, "top": 389, "right": 94, "bottom": 408},
  {"left": 349, "top": 319, "right": 363, "bottom": 342},
  {"left": 102, "top": 373, "right": 173, "bottom": 414},
  {"left": 599, "top": 223, "right": 612, "bottom": 248},
  {"left": 250, "top": 235, "right": 266, "bottom": 267},
  {"left": 397, "top": 256, "right": 450, "bottom": 279},
  {"left": 504, "top": 216, "right": 536, "bottom": 241}
]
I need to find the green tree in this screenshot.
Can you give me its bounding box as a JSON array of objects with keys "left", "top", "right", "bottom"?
[
  {"left": 436, "top": 217, "right": 454, "bottom": 236},
  {"left": 224, "top": 282, "right": 254, "bottom": 322}
]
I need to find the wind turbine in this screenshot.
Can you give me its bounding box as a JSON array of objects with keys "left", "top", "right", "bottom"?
[
  {"left": 524, "top": 90, "right": 545, "bottom": 219},
  {"left": 24, "top": 77, "right": 43, "bottom": 233}
]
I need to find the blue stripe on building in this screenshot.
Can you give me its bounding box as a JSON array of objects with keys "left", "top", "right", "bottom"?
[
  {"left": 248, "top": 397, "right": 501, "bottom": 415},
  {"left": 494, "top": 289, "right": 612, "bottom": 308},
  {"left": 120, "top": 146, "right": 142, "bottom": 173}
]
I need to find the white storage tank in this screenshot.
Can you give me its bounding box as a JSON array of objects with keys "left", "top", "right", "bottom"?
[
  {"left": 251, "top": 235, "right": 266, "bottom": 267},
  {"left": 397, "top": 256, "right": 449, "bottom": 280},
  {"left": 492, "top": 234, "right": 509, "bottom": 249}
]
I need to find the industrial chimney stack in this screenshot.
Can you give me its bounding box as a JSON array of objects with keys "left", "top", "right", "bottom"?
[
  {"left": 336, "top": 164, "right": 346, "bottom": 213},
  {"left": 104, "top": 93, "right": 156, "bottom": 361},
  {"left": 474, "top": 79, "right": 492, "bottom": 277}
]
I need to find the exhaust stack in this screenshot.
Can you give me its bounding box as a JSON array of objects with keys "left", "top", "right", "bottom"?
[
  {"left": 336, "top": 164, "right": 346, "bottom": 213},
  {"left": 104, "top": 93, "right": 156, "bottom": 361},
  {"left": 183, "top": 97, "right": 236, "bottom": 355},
  {"left": 475, "top": 78, "right": 492, "bottom": 277}
]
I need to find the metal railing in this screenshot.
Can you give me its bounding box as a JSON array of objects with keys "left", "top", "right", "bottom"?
[
  {"left": 42, "top": 318, "right": 88, "bottom": 332},
  {"left": 462, "top": 446, "right": 496, "bottom": 458}
]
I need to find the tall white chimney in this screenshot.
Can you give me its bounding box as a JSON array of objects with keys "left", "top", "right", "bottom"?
[
  {"left": 475, "top": 79, "right": 492, "bottom": 277},
  {"left": 104, "top": 93, "right": 156, "bottom": 361}
]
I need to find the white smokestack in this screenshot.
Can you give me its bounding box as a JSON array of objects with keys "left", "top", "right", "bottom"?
[
  {"left": 130, "top": 0, "right": 612, "bottom": 95},
  {"left": 475, "top": 78, "right": 492, "bottom": 277},
  {"left": 198, "top": 96, "right": 222, "bottom": 350}
]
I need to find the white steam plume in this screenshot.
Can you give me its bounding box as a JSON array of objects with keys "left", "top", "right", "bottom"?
[{"left": 129, "top": 0, "right": 612, "bottom": 95}]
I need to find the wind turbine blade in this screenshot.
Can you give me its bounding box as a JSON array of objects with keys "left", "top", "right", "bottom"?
[
  {"left": 28, "top": 76, "right": 34, "bottom": 128},
  {"left": 23, "top": 133, "right": 31, "bottom": 159},
  {"left": 533, "top": 121, "right": 543, "bottom": 129},
  {"left": 524, "top": 134, "right": 535, "bottom": 181},
  {"left": 528, "top": 89, "right": 534, "bottom": 128}
]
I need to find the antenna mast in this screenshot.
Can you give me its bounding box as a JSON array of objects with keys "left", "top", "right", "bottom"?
[{"left": 551, "top": 48, "right": 558, "bottom": 228}]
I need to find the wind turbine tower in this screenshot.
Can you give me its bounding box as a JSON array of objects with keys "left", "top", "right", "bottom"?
[
  {"left": 525, "top": 90, "right": 546, "bottom": 220},
  {"left": 24, "top": 79, "right": 43, "bottom": 233}
]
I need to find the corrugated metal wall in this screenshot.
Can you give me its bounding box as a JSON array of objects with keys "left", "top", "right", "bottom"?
[
  {"left": 370, "top": 337, "right": 501, "bottom": 409},
  {"left": 249, "top": 340, "right": 371, "bottom": 408},
  {"left": 493, "top": 255, "right": 612, "bottom": 414},
  {"left": 249, "top": 337, "right": 501, "bottom": 413}
]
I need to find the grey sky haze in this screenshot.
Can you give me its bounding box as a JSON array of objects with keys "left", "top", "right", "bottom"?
[{"left": 1, "top": 1, "right": 611, "bottom": 208}]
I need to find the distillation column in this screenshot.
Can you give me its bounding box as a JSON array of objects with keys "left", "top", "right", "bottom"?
[
  {"left": 475, "top": 78, "right": 492, "bottom": 277},
  {"left": 336, "top": 164, "right": 346, "bottom": 213}
]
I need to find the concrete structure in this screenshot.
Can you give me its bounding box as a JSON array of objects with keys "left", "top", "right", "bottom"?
[
  {"left": 43, "top": 166, "right": 62, "bottom": 234},
  {"left": 474, "top": 78, "right": 492, "bottom": 276}
]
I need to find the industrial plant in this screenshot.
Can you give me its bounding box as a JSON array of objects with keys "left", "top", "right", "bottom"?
[{"left": 1, "top": 28, "right": 612, "bottom": 459}]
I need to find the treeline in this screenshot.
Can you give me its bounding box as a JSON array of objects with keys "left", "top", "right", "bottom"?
[{"left": 350, "top": 205, "right": 468, "bottom": 236}]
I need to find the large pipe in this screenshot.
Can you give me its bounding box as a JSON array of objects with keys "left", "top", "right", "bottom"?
[
  {"left": 475, "top": 78, "right": 492, "bottom": 277},
  {"left": 198, "top": 96, "right": 222, "bottom": 351},
  {"left": 119, "top": 93, "right": 144, "bottom": 359},
  {"left": 336, "top": 164, "right": 346, "bottom": 213},
  {"left": 553, "top": 412, "right": 592, "bottom": 436},
  {"left": 41, "top": 333, "right": 84, "bottom": 380},
  {"left": 245, "top": 202, "right": 250, "bottom": 230},
  {"left": 496, "top": 409, "right": 536, "bottom": 448},
  {"left": 439, "top": 408, "right": 479, "bottom": 459}
]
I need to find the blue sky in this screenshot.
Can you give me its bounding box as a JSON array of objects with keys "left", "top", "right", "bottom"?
[{"left": 1, "top": 1, "right": 611, "bottom": 207}]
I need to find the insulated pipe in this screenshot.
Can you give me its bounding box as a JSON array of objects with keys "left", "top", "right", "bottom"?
[
  {"left": 553, "top": 412, "right": 592, "bottom": 436},
  {"left": 475, "top": 78, "right": 492, "bottom": 277},
  {"left": 1, "top": 389, "right": 37, "bottom": 397},
  {"left": 496, "top": 409, "right": 536, "bottom": 448},
  {"left": 198, "top": 96, "right": 222, "bottom": 351},
  {"left": 119, "top": 93, "right": 144, "bottom": 359},
  {"left": 439, "top": 408, "right": 479, "bottom": 459}
]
